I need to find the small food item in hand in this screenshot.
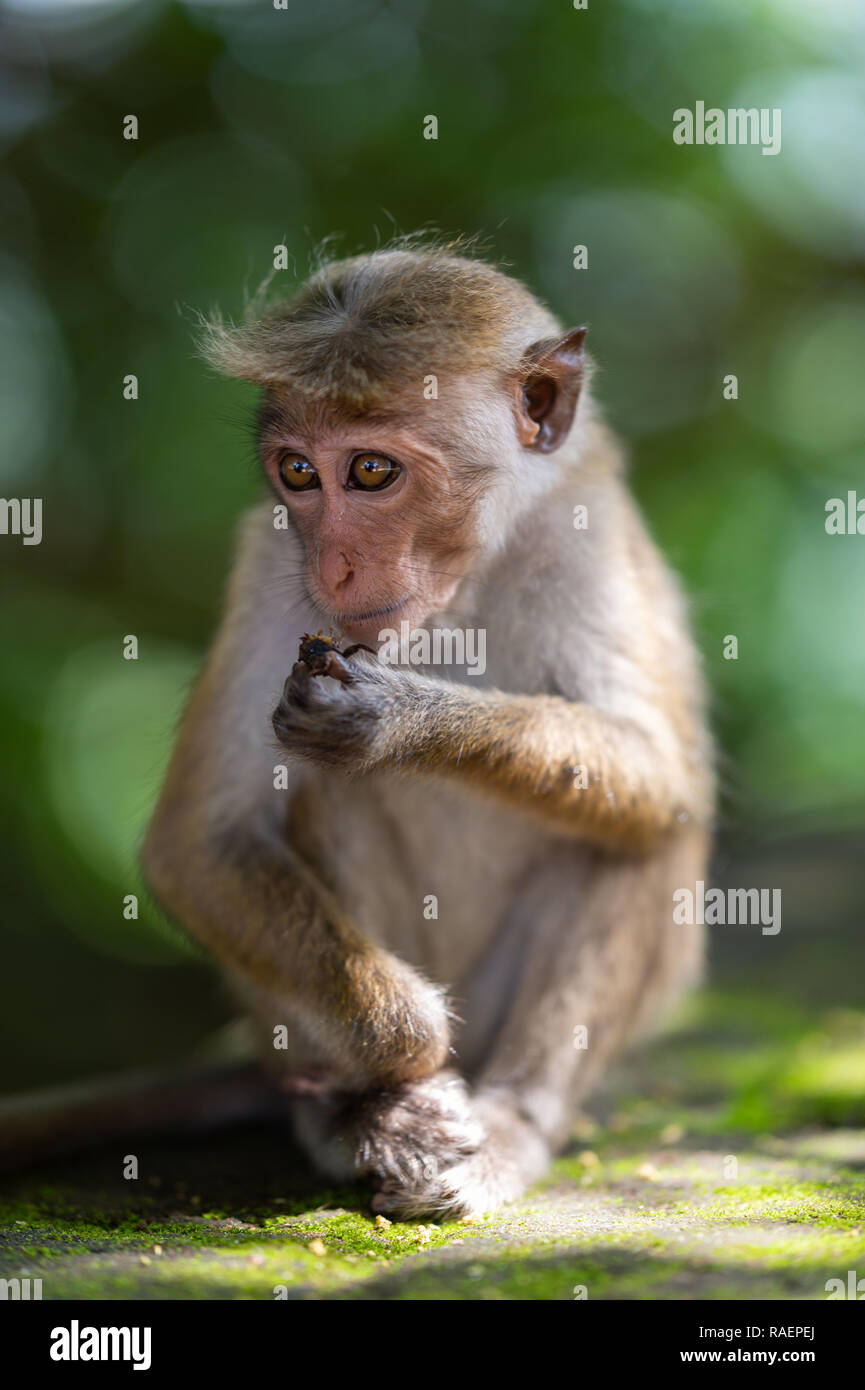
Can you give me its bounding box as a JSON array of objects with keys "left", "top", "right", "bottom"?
[{"left": 297, "top": 630, "right": 375, "bottom": 683}]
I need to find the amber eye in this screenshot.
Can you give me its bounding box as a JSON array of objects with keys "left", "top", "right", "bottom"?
[
  {"left": 348, "top": 452, "right": 402, "bottom": 491},
  {"left": 278, "top": 454, "right": 319, "bottom": 491}
]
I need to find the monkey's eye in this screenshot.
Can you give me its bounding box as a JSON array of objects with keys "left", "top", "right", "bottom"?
[
  {"left": 279, "top": 454, "right": 320, "bottom": 491},
  {"left": 348, "top": 452, "right": 402, "bottom": 491}
]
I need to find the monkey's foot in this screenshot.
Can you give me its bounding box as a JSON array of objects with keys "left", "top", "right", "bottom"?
[
  {"left": 369, "top": 1092, "right": 551, "bottom": 1219},
  {"left": 291, "top": 1070, "right": 483, "bottom": 1198}
]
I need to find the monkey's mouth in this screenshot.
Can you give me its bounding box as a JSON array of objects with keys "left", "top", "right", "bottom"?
[{"left": 333, "top": 597, "right": 411, "bottom": 626}]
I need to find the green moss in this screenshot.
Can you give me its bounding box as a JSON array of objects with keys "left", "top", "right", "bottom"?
[{"left": 2, "top": 989, "right": 864, "bottom": 1299}]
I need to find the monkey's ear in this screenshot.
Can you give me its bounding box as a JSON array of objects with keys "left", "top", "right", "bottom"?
[{"left": 514, "top": 328, "right": 587, "bottom": 453}]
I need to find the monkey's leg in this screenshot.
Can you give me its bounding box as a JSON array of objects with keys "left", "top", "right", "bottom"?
[
  {"left": 367, "top": 832, "right": 706, "bottom": 1218},
  {"left": 225, "top": 968, "right": 484, "bottom": 1190},
  {"left": 0, "top": 1060, "right": 282, "bottom": 1173},
  {"left": 143, "top": 529, "right": 452, "bottom": 1094},
  {"left": 145, "top": 823, "right": 452, "bottom": 1093}
]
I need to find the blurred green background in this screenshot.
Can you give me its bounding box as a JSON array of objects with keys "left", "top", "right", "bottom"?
[{"left": 0, "top": 0, "right": 863, "bottom": 1095}]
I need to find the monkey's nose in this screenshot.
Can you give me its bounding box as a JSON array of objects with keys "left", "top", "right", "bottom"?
[{"left": 319, "top": 549, "right": 354, "bottom": 596}]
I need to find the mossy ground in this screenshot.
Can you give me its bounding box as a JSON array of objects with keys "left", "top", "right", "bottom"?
[{"left": 3, "top": 975, "right": 865, "bottom": 1300}]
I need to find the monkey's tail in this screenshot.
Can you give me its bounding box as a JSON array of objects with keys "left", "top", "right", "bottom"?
[{"left": 0, "top": 1060, "right": 287, "bottom": 1173}]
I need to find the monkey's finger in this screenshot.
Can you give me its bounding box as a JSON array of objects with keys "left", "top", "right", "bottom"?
[
  {"left": 322, "top": 651, "right": 357, "bottom": 684},
  {"left": 286, "top": 662, "right": 346, "bottom": 706},
  {"left": 282, "top": 662, "right": 313, "bottom": 707}
]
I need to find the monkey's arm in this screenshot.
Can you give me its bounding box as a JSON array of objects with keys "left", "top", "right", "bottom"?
[
  {"left": 403, "top": 685, "right": 709, "bottom": 848},
  {"left": 274, "top": 661, "right": 712, "bottom": 852},
  {"left": 142, "top": 512, "right": 449, "bottom": 1090}
]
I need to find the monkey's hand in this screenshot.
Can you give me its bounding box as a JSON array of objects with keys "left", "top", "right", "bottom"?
[
  {"left": 291, "top": 1070, "right": 485, "bottom": 1203},
  {"left": 272, "top": 653, "right": 412, "bottom": 773},
  {"left": 367, "top": 1089, "right": 550, "bottom": 1219},
  {"left": 294, "top": 1079, "right": 550, "bottom": 1219}
]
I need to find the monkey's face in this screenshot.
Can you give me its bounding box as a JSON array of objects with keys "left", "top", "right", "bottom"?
[{"left": 260, "top": 407, "right": 485, "bottom": 644}]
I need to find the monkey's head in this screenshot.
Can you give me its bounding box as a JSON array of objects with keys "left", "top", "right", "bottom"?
[{"left": 202, "top": 244, "right": 587, "bottom": 642}]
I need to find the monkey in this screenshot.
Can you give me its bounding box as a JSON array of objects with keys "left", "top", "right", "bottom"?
[{"left": 2, "top": 242, "right": 714, "bottom": 1218}]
